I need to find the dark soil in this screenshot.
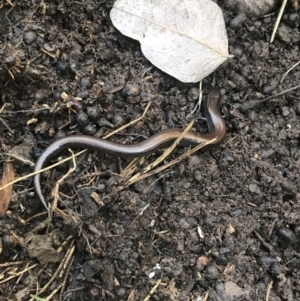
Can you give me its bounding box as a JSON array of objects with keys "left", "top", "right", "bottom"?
[{"left": 0, "top": 1, "right": 300, "bottom": 300}]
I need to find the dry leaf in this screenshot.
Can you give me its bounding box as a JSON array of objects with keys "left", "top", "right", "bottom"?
[
  {"left": 111, "top": 0, "right": 230, "bottom": 83},
  {"left": 0, "top": 162, "right": 15, "bottom": 214}
]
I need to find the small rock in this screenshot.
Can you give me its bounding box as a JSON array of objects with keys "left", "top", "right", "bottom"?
[
  {"left": 225, "top": 0, "right": 279, "bottom": 18},
  {"left": 57, "top": 61, "right": 69, "bottom": 74},
  {"left": 24, "top": 31, "right": 37, "bottom": 44},
  {"left": 224, "top": 281, "right": 244, "bottom": 299},
  {"left": 87, "top": 106, "right": 101, "bottom": 121},
  {"left": 187, "top": 87, "right": 199, "bottom": 100},
  {"left": 269, "top": 262, "right": 285, "bottom": 277},
  {"left": 282, "top": 106, "right": 290, "bottom": 117},
  {"left": 179, "top": 218, "right": 190, "bottom": 230},
  {"left": 278, "top": 25, "right": 292, "bottom": 43},
  {"left": 81, "top": 77, "right": 92, "bottom": 88},
  {"left": 196, "top": 255, "right": 209, "bottom": 271},
  {"left": 261, "top": 149, "right": 275, "bottom": 158},
  {"left": 249, "top": 183, "right": 261, "bottom": 194},
  {"left": 278, "top": 129, "right": 287, "bottom": 140},
  {"left": 206, "top": 264, "right": 220, "bottom": 279},
  {"left": 229, "top": 208, "right": 242, "bottom": 217},
  {"left": 277, "top": 228, "right": 297, "bottom": 243},
  {"left": 77, "top": 90, "right": 89, "bottom": 100},
  {"left": 82, "top": 123, "right": 97, "bottom": 135},
  {"left": 112, "top": 113, "right": 125, "bottom": 126},
  {"left": 76, "top": 110, "right": 89, "bottom": 127},
  {"left": 230, "top": 12, "right": 247, "bottom": 28}
]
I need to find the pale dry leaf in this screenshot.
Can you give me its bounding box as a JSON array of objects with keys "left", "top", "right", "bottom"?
[
  {"left": 110, "top": 0, "right": 230, "bottom": 83},
  {"left": 0, "top": 162, "right": 15, "bottom": 214}
]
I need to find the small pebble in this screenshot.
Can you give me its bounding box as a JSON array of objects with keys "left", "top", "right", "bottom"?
[
  {"left": 187, "top": 87, "right": 199, "bottom": 100},
  {"left": 116, "top": 288, "right": 126, "bottom": 297},
  {"left": 232, "top": 48, "right": 243, "bottom": 59},
  {"left": 281, "top": 180, "right": 297, "bottom": 194},
  {"left": 215, "top": 282, "right": 225, "bottom": 293},
  {"left": 69, "top": 58, "right": 81, "bottom": 74},
  {"left": 223, "top": 150, "right": 234, "bottom": 163},
  {"left": 24, "top": 31, "right": 37, "bottom": 44},
  {"left": 248, "top": 111, "right": 258, "bottom": 121},
  {"left": 249, "top": 183, "right": 261, "bottom": 194},
  {"left": 81, "top": 77, "right": 92, "bottom": 88},
  {"left": 219, "top": 247, "right": 231, "bottom": 254},
  {"left": 194, "top": 170, "right": 202, "bottom": 182},
  {"left": 97, "top": 118, "right": 114, "bottom": 128},
  {"left": 54, "top": 130, "right": 67, "bottom": 140},
  {"left": 52, "top": 91, "right": 62, "bottom": 101},
  {"left": 277, "top": 228, "right": 297, "bottom": 243},
  {"left": 87, "top": 106, "right": 101, "bottom": 121},
  {"left": 112, "top": 113, "right": 125, "bottom": 126},
  {"left": 278, "top": 25, "right": 292, "bottom": 43},
  {"left": 89, "top": 287, "right": 100, "bottom": 298},
  {"left": 76, "top": 110, "right": 89, "bottom": 127},
  {"left": 261, "top": 149, "right": 275, "bottom": 158},
  {"left": 229, "top": 208, "right": 242, "bottom": 217},
  {"left": 269, "top": 262, "right": 284, "bottom": 277},
  {"left": 82, "top": 123, "right": 97, "bottom": 135},
  {"left": 206, "top": 264, "right": 220, "bottom": 279},
  {"left": 287, "top": 13, "right": 299, "bottom": 27},
  {"left": 278, "top": 129, "right": 287, "bottom": 140},
  {"left": 196, "top": 255, "right": 209, "bottom": 271},
  {"left": 44, "top": 42, "right": 56, "bottom": 52},
  {"left": 230, "top": 12, "right": 246, "bottom": 28},
  {"left": 77, "top": 90, "right": 89, "bottom": 100},
  {"left": 57, "top": 61, "right": 69, "bottom": 74},
  {"left": 106, "top": 94, "right": 115, "bottom": 102},
  {"left": 5, "top": 56, "right": 15, "bottom": 67},
  {"left": 225, "top": 0, "right": 279, "bottom": 17},
  {"left": 126, "top": 84, "right": 141, "bottom": 97},
  {"left": 179, "top": 218, "right": 190, "bottom": 230},
  {"left": 282, "top": 106, "right": 290, "bottom": 117},
  {"left": 257, "top": 256, "right": 277, "bottom": 267}
]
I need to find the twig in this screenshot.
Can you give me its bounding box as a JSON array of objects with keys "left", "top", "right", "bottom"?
[
  {"left": 0, "top": 117, "right": 14, "bottom": 134},
  {"left": 121, "top": 120, "right": 194, "bottom": 185},
  {"left": 236, "top": 84, "right": 300, "bottom": 112},
  {"left": 280, "top": 60, "right": 300, "bottom": 83},
  {"left": 270, "top": 0, "right": 288, "bottom": 43},
  {"left": 187, "top": 81, "right": 203, "bottom": 117},
  {"left": 122, "top": 136, "right": 217, "bottom": 188},
  {"left": 265, "top": 281, "right": 273, "bottom": 301},
  {"left": 0, "top": 150, "right": 86, "bottom": 191},
  {"left": 143, "top": 279, "right": 162, "bottom": 301},
  {"left": 0, "top": 264, "right": 37, "bottom": 284},
  {"left": 28, "top": 243, "right": 75, "bottom": 301},
  {"left": 51, "top": 149, "right": 78, "bottom": 218},
  {"left": 103, "top": 101, "right": 152, "bottom": 139},
  {"left": 254, "top": 230, "right": 274, "bottom": 253}
]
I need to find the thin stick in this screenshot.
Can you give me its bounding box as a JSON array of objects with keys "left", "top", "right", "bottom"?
[
  {"left": 265, "top": 281, "right": 273, "bottom": 301},
  {"left": 270, "top": 0, "right": 288, "bottom": 43},
  {"left": 103, "top": 101, "right": 152, "bottom": 139},
  {"left": 122, "top": 137, "right": 217, "bottom": 188},
  {"left": 143, "top": 279, "right": 162, "bottom": 301},
  {"left": 51, "top": 149, "right": 77, "bottom": 217},
  {"left": 236, "top": 83, "right": 300, "bottom": 112},
  {"left": 1, "top": 101, "right": 152, "bottom": 192},
  {"left": 280, "top": 60, "right": 300, "bottom": 83},
  {"left": 123, "top": 121, "right": 194, "bottom": 184},
  {"left": 0, "top": 150, "right": 87, "bottom": 191}
]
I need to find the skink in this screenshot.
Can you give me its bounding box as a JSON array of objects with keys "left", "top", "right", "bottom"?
[{"left": 34, "top": 88, "right": 226, "bottom": 210}]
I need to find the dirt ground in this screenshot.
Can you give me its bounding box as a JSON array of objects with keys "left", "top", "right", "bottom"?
[{"left": 0, "top": 0, "right": 300, "bottom": 300}]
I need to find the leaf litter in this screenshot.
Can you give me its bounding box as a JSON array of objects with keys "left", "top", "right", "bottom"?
[{"left": 111, "top": 0, "right": 231, "bottom": 83}]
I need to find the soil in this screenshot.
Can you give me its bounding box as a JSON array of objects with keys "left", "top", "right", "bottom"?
[{"left": 0, "top": 1, "right": 300, "bottom": 301}]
